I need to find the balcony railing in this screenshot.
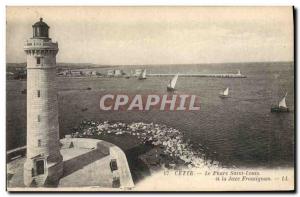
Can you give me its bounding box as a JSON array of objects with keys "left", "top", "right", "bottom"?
[{"left": 24, "top": 39, "right": 58, "bottom": 49}]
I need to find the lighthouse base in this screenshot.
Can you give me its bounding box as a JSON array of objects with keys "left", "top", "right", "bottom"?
[
  {"left": 8, "top": 138, "right": 134, "bottom": 190},
  {"left": 23, "top": 156, "right": 63, "bottom": 187}
]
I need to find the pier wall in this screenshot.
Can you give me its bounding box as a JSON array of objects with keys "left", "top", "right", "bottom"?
[
  {"left": 60, "top": 138, "right": 134, "bottom": 189},
  {"left": 147, "top": 74, "right": 246, "bottom": 78}
]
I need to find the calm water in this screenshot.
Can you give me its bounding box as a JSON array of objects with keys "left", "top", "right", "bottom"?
[{"left": 6, "top": 62, "right": 294, "bottom": 168}]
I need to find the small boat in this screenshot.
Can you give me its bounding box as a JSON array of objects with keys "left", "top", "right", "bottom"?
[
  {"left": 138, "top": 69, "right": 147, "bottom": 80},
  {"left": 219, "top": 87, "right": 229, "bottom": 98},
  {"left": 271, "top": 92, "right": 289, "bottom": 112},
  {"left": 167, "top": 73, "right": 179, "bottom": 92},
  {"left": 237, "top": 70, "right": 241, "bottom": 75}
]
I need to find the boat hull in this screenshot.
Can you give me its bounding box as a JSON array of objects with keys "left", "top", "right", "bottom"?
[
  {"left": 271, "top": 106, "right": 289, "bottom": 113},
  {"left": 167, "top": 87, "right": 175, "bottom": 92},
  {"left": 138, "top": 77, "right": 146, "bottom": 80},
  {"left": 219, "top": 94, "right": 229, "bottom": 98}
]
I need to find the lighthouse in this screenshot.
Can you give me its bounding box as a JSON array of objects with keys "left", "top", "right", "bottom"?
[{"left": 23, "top": 18, "right": 63, "bottom": 187}]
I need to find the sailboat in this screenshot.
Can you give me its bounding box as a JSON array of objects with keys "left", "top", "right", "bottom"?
[
  {"left": 237, "top": 70, "right": 241, "bottom": 75},
  {"left": 138, "top": 69, "right": 147, "bottom": 80},
  {"left": 167, "top": 73, "right": 179, "bottom": 92},
  {"left": 219, "top": 87, "right": 229, "bottom": 98},
  {"left": 271, "top": 92, "right": 289, "bottom": 112}
]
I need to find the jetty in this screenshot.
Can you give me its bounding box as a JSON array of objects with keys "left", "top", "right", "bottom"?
[
  {"left": 147, "top": 73, "right": 246, "bottom": 78},
  {"left": 7, "top": 146, "right": 26, "bottom": 162}
]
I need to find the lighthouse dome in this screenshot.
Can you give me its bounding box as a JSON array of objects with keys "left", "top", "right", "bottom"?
[{"left": 32, "top": 18, "right": 49, "bottom": 38}]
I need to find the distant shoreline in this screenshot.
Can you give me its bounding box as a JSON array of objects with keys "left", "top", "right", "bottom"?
[{"left": 6, "top": 61, "right": 294, "bottom": 68}]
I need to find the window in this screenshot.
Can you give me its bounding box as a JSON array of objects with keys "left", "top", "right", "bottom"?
[
  {"left": 37, "top": 90, "right": 40, "bottom": 97},
  {"left": 112, "top": 177, "right": 120, "bottom": 188},
  {"left": 110, "top": 159, "right": 118, "bottom": 171},
  {"left": 37, "top": 115, "right": 40, "bottom": 122},
  {"left": 36, "top": 160, "right": 44, "bottom": 175},
  {"left": 31, "top": 168, "right": 35, "bottom": 177},
  {"left": 38, "top": 139, "right": 41, "bottom": 147},
  {"left": 36, "top": 28, "right": 40, "bottom": 37},
  {"left": 37, "top": 57, "right": 41, "bottom": 64}
]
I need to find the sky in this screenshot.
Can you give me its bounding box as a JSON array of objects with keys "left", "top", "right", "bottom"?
[{"left": 6, "top": 6, "right": 293, "bottom": 65}]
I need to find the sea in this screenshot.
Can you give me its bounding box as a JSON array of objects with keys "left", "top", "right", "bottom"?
[{"left": 6, "top": 62, "right": 294, "bottom": 168}]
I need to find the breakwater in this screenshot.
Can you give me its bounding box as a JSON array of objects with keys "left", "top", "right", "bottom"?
[
  {"left": 147, "top": 73, "right": 246, "bottom": 78},
  {"left": 72, "top": 120, "right": 221, "bottom": 169}
]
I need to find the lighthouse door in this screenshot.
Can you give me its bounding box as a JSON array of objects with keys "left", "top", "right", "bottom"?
[{"left": 36, "top": 160, "right": 45, "bottom": 175}]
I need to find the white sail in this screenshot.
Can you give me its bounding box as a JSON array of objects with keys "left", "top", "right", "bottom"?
[
  {"left": 279, "top": 93, "right": 287, "bottom": 108},
  {"left": 168, "top": 74, "right": 179, "bottom": 89},
  {"left": 139, "top": 69, "right": 146, "bottom": 79},
  {"left": 237, "top": 70, "right": 241, "bottom": 75},
  {"left": 142, "top": 69, "right": 146, "bottom": 78},
  {"left": 223, "top": 88, "right": 229, "bottom": 96}
]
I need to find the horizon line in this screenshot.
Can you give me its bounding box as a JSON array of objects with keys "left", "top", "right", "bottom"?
[{"left": 6, "top": 60, "right": 294, "bottom": 66}]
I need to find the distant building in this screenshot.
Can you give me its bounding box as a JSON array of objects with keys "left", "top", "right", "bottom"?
[
  {"left": 6, "top": 72, "right": 15, "bottom": 80},
  {"left": 114, "top": 69, "right": 122, "bottom": 76},
  {"left": 107, "top": 69, "right": 114, "bottom": 76},
  {"left": 70, "top": 70, "right": 82, "bottom": 77},
  {"left": 83, "top": 70, "right": 92, "bottom": 76},
  {"left": 134, "top": 69, "right": 142, "bottom": 76},
  {"left": 58, "top": 70, "right": 68, "bottom": 76}
]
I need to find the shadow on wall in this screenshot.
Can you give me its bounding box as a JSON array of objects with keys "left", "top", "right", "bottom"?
[
  {"left": 62, "top": 149, "right": 107, "bottom": 178},
  {"left": 124, "top": 143, "right": 152, "bottom": 183}
]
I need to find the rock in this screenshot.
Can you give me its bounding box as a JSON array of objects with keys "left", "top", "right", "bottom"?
[{"left": 72, "top": 120, "right": 220, "bottom": 169}]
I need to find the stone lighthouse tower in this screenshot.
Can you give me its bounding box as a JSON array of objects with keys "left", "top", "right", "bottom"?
[{"left": 23, "top": 18, "right": 63, "bottom": 187}]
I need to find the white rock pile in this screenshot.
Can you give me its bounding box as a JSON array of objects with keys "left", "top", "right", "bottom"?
[{"left": 72, "top": 120, "right": 221, "bottom": 169}]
